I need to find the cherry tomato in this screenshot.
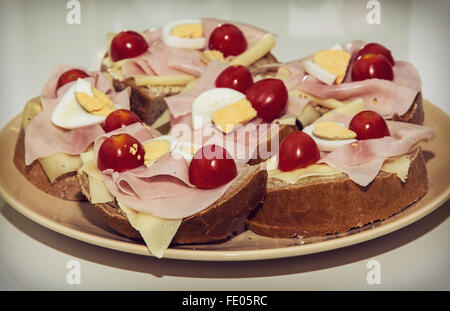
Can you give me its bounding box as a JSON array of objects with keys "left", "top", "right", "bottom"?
[
  {"left": 208, "top": 24, "right": 247, "bottom": 57},
  {"left": 57, "top": 69, "right": 89, "bottom": 89},
  {"left": 215, "top": 65, "right": 254, "bottom": 94},
  {"left": 188, "top": 145, "right": 238, "bottom": 189},
  {"left": 356, "top": 42, "right": 395, "bottom": 66},
  {"left": 103, "top": 109, "right": 142, "bottom": 133},
  {"left": 97, "top": 134, "right": 145, "bottom": 172},
  {"left": 246, "top": 78, "right": 288, "bottom": 122},
  {"left": 278, "top": 131, "right": 320, "bottom": 172},
  {"left": 352, "top": 53, "right": 394, "bottom": 82},
  {"left": 349, "top": 110, "right": 390, "bottom": 140},
  {"left": 110, "top": 30, "right": 149, "bottom": 62}
]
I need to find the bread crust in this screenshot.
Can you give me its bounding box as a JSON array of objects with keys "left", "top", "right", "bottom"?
[
  {"left": 246, "top": 148, "right": 428, "bottom": 238},
  {"left": 78, "top": 165, "right": 268, "bottom": 244},
  {"left": 13, "top": 129, "right": 85, "bottom": 201}
]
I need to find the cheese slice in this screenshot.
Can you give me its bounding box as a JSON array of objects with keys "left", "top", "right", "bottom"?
[
  {"left": 118, "top": 201, "right": 182, "bottom": 258},
  {"left": 230, "top": 33, "right": 276, "bottom": 67},
  {"left": 38, "top": 153, "right": 82, "bottom": 183},
  {"left": 289, "top": 89, "right": 346, "bottom": 110},
  {"left": 269, "top": 163, "right": 342, "bottom": 184},
  {"left": 134, "top": 75, "right": 196, "bottom": 86},
  {"left": 381, "top": 154, "right": 411, "bottom": 182},
  {"left": 314, "top": 98, "right": 365, "bottom": 124}
]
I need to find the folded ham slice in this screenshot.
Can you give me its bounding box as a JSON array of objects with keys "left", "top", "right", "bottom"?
[
  {"left": 285, "top": 41, "right": 421, "bottom": 119},
  {"left": 24, "top": 64, "right": 130, "bottom": 165},
  {"left": 94, "top": 123, "right": 245, "bottom": 219},
  {"left": 121, "top": 28, "right": 206, "bottom": 79},
  {"left": 319, "top": 121, "right": 434, "bottom": 186}
]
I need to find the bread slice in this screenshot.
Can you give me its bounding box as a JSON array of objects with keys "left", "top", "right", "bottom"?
[
  {"left": 78, "top": 164, "right": 268, "bottom": 244},
  {"left": 246, "top": 148, "right": 428, "bottom": 238},
  {"left": 14, "top": 129, "right": 85, "bottom": 201},
  {"left": 101, "top": 53, "right": 280, "bottom": 132}
]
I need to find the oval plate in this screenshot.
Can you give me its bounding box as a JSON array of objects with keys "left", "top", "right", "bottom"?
[{"left": 0, "top": 100, "right": 449, "bottom": 261}]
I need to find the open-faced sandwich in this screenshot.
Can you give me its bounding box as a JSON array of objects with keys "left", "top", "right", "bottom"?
[
  {"left": 14, "top": 65, "right": 131, "bottom": 200},
  {"left": 247, "top": 101, "right": 434, "bottom": 237},
  {"left": 100, "top": 18, "right": 280, "bottom": 134},
  {"left": 271, "top": 41, "right": 424, "bottom": 132},
  {"left": 77, "top": 122, "right": 267, "bottom": 257}
]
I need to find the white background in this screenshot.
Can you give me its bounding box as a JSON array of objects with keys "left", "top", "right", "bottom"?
[{"left": 0, "top": 0, "right": 449, "bottom": 290}]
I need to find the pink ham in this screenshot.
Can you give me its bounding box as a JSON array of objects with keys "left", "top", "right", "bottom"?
[
  {"left": 285, "top": 41, "right": 421, "bottom": 118},
  {"left": 202, "top": 18, "right": 270, "bottom": 50},
  {"left": 166, "top": 60, "right": 229, "bottom": 118},
  {"left": 319, "top": 121, "right": 434, "bottom": 186},
  {"left": 94, "top": 123, "right": 245, "bottom": 219},
  {"left": 121, "top": 28, "right": 205, "bottom": 79},
  {"left": 24, "top": 65, "right": 130, "bottom": 165}
]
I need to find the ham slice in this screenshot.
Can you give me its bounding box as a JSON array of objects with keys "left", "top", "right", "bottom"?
[
  {"left": 121, "top": 28, "right": 206, "bottom": 79},
  {"left": 94, "top": 123, "right": 245, "bottom": 219},
  {"left": 166, "top": 60, "right": 229, "bottom": 118},
  {"left": 24, "top": 65, "right": 130, "bottom": 165},
  {"left": 284, "top": 41, "right": 421, "bottom": 118},
  {"left": 319, "top": 121, "right": 434, "bottom": 186}
]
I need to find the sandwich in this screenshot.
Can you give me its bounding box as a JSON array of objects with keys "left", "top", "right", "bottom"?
[
  {"left": 100, "top": 18, "right": 280, "bottom": 134},
  {"left": 14, "top": 65, "right": 132, "bottom": 200},
  {"left": 272, "top": 41, "right": 424, "bottom": 132},
  {"left": 77, "top": 122, "right": 267, "bottom": 257},
  {"left": 247, "top": 100, "right": 435, "bottom": 237}
]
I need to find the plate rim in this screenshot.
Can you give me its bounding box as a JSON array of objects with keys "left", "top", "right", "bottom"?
[{"left": 1, "top": 101, "right": 449, "bottom": 261}]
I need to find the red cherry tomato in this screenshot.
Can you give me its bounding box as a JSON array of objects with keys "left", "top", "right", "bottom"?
[
  {"left": 356, "top": 42, "right": 395, "bottom": 66},
  {"left": 57, "top": 69, "right": 89, "bottom": 89},
  {"left": 188, "top": 145, "right": 238, "bottom": 189},
  {"left": 208, "top": 24, "right": 247, "bottom": 57},
  {"left": 215, "top": 65, "right": 254, "bottom": 94},
  {"left": 103, "top": 109, "right": 142, "bottom": 133},
  {"left": 349, "top": 110, "right": 390, "bottom": 140},
  {"left": 246, "top": 78, "right": 288, "bottom": 122},
  {"left": 278, "top": 131, "right": 320, "bottom": 172},
  {"left": 352, "top": 53, "right": 394, "bottom": 82},
  {"left": 97, "top": 134, "right": 145, "bottom": 172},
  {"left": 110, "top": 30, "right": 149, "bottom": 61}
]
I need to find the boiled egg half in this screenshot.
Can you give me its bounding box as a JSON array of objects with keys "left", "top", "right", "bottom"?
[
  {"left": 51, "top": 79, "right": 115, "bottom": 129},
  {"left": 191, "top": 88, "right": 246, "bottom": 130},
  {"left": 162, "top": 19, "right": 205, "bottom": 49},
  {"left": 303, "top": 122, "right": 357, "bottom": 152}
]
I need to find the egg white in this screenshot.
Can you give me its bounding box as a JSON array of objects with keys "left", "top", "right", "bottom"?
[
  {"left": 303, "top": 123, "right": 356, "bottom": 152},
  {"left": 162, "top": 19, "right": 205, "bottom": 49},
  {"left": 51, "top": 79, "right": 106, "bottom": 130}
]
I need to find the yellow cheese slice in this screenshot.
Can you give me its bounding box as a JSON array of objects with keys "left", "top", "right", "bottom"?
[
  {"left": 381, "top": 155, "right": 411, "bottom": 182},
  {"left": 80, "top": 150, "right": 95, "bottom": 164},
  {"left": 88, "top": 175, "right": 115, "bottom": 204},
  {"left": 313, "top": 49, "right": 351, "bottom": 84},
  {"left": 230, "top": 33, "right": 276, "bottom": 67},
  {"left": 38, "top": 153, "right": 82, "bottom": 183},
  {"left": 269, "top": 163, "right": 342, "bottom": 184},
  {"left": 118, "top": 201, "right": 182, "bottom": 258},
  {"left": 134, "top": 75, "right": 196, "bottom": 86},
  {"left": 297, "top": 104, "right": 321, "bottom": 127},
  {"left": 314, "top": 98, "right": 365, "bottom": 124},
  {"left": 22, "top": 97, "right": 43, "bottom": 130},
  {"left": 289, "top": 89, "right": 346, "bottom": 110}
]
